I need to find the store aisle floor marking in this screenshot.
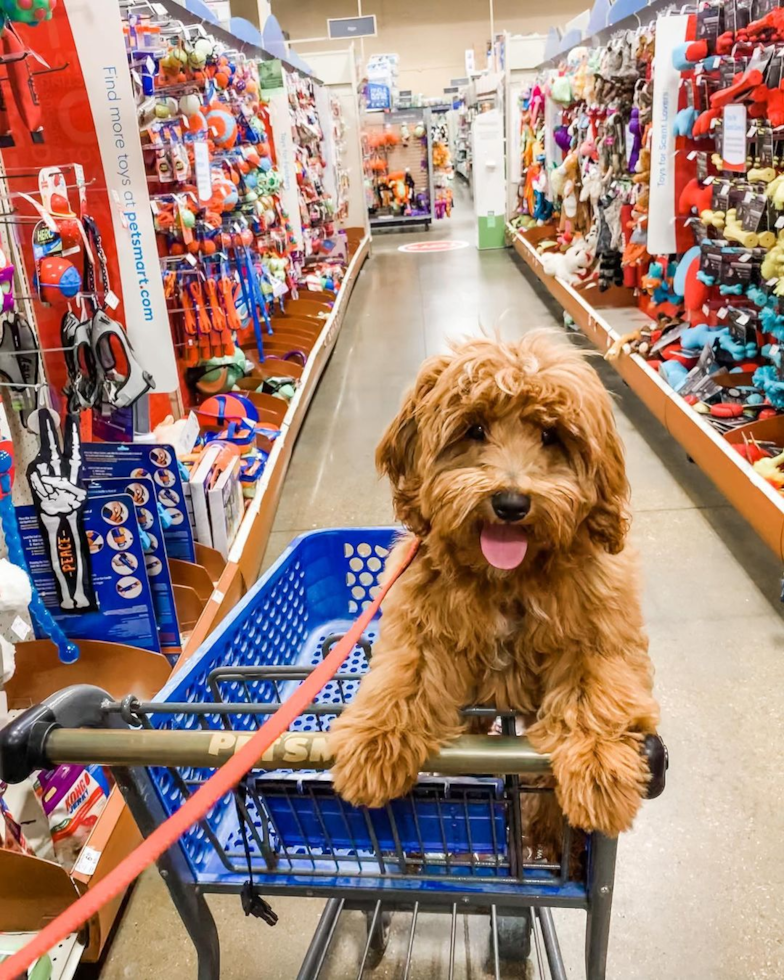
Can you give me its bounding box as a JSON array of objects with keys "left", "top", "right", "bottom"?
[{"left": 398, "top": 240, "right": 470, "bottom": 253}]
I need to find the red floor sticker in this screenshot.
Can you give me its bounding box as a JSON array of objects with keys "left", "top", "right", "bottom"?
[{"left": 398, "top": 240, "right": 470, "bottom": 253}]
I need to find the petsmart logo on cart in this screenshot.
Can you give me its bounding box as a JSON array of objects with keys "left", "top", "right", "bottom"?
[{"left": 207, "top": 732, "right": 333, "bottom": 766}]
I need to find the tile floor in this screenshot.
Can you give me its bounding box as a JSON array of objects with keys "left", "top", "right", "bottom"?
[{"left": 89, "top": 187, "right": 784, "bottom": 979}]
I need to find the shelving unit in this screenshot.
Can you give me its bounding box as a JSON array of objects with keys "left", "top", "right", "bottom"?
[
  {"left": 510, "top": 224, "right": 784, "bottom": 559},
  {"left": 0, "top": 933, "right": 83, "bottom": 980},
  {"left": 180, "top": 229, "right": 370, "bottom": 659},
  {"left": 362, "top": 108, "right": 435, "bottom": 229}
]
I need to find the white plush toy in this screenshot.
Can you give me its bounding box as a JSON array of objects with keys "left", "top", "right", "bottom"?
[
  {"left": 580, "top": 166, "right": 602, "bottom": 214},
  {"left": 0, "top": 558, "right": 33, "bottom": 685},
  {"left": 540, "top": 231, "right": 595, "bottom": 283},
  {"left": 0, "top": 558, "right": 32, "bottom": 613}
]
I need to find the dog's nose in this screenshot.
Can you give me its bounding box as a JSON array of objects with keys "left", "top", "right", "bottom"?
[{"left": 491, "top": 492, "right": 531, "bottom": 523}]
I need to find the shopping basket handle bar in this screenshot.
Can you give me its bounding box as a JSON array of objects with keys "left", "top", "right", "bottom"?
[{"left": 0, "top": 685, "right": 668, "bottom": 797}]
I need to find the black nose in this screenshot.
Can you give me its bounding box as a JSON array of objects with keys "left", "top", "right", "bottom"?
[{"left": 491, "top": 492, "right": 531, "bottom": 523}]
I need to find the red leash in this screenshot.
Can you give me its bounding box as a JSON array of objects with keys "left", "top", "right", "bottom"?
[{"left": 0, "top": 537, "right": 420, "bottom": 980}]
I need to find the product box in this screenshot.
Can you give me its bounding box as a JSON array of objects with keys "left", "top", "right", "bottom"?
[
  {"left": 34, "top": 764, "right": 110, "bottom": 870},
  {"left": 85, "top": 476, "right": 180, "bottom": 652},
  {"left": 18, "top": 494, "right": 161, "bottom": 653},
  {"left": 82, "top": 443, "right": 195, "bottom": 562},
  {"left": 189, "top": 450, "right": 244, "bottom": 558},
  {"left": 207, "top": 456, "right": 244, "bottom": 559}
]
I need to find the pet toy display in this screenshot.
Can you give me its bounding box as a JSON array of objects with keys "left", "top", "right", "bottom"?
[
  {"left": 520, "top": 2, "right": 784, "bottom": 516},
  {"left": 361, "top": 107, "right": 433, "bottom": 226},
  {"left": 519, "top": 33, "right": 654, "bottom": 294},
  {"left": 126, "top": 8, "right": 347, "bottom": 409},
  {"left": 430, "top": 111, "right": 454, "bottom": 219}
]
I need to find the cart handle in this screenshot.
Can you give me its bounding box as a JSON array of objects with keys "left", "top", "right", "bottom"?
[{"left": 0, "top": 688, "right": 668, "bottom": 798}]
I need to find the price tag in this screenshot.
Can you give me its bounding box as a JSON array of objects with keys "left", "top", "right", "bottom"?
[
  {"left": 74, "top": 846, "right": 101, "bottom": 877},
  {"left": 145, "top": 57, "right": 155, "bottom": 75},
  {"left": 10, "top": 616, "right": 30, "bottom": 641},
  {"left": 104, "top": 290, "right": 120, "bottom": 310},
  {"left": 737, "top": 313, "right": 750, "bottom": 324},
  {"left": 717, "top": 307, "right": 728, "bottom": 319},
  {"left": 771, "top": 344, "right": 781, "bottom": 357},
  {"left": 739, "top": 253, "right": 752, "bottom": 262},
  {"left": 748, "top": 126, "right": 757, "bottom": 138},
  {"left": 193, "top": 141, "right": 212, "bottom": 202},
  {"left": 767, "top": 277, "right": 780, "bottom": 286},
  {"left": 704, "top": 175, "right": 715, "bottom": 184},
  {"left": 186, "top": 253, "right": 197, "bottom": 267},
  {"left": 703, "top": 304, "right": 711, "bottom": 316},
  {"left": 776, "top": 216, "right": 784, "bottom": 228},
  {"left": 152, "top": 2, "right": 167, "bottom": 12},
  {"left": 688, "top": 150, "right": 698, "bottom": 160}
]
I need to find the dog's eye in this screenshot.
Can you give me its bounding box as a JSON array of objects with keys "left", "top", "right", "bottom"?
[
  {"left": 466, "top": 424, "right": 487, "bottom": 441},
  {"left": 541, "top": 427, "right": 559, "bottom": 446}
]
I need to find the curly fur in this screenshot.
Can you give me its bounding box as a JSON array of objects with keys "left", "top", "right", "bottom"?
[{"left": 329, "top": 332, "right": 659, "bottom": 837}]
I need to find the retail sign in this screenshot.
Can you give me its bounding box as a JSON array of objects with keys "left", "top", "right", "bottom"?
[
  {"left": 722, "top": 104, "right": 747, "bottom": 172},
  {"left": 259, "top": 58, "right": 284, "bottom": 91},
  {"left": 366, "top": 83, "right": 391, "bottom": 110},
  {"left": 648, "top": 13, "right": 689, "bottom": 255},
  {"left": 398, "top": 241, "right": 470, "bottom": 253},
  {"left": 66, "top": 0, "right": 178, "bottom": 392}
]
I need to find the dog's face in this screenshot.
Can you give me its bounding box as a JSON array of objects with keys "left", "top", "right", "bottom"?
[{"left": 377, "top": 333, "right": 629, "bottom": 571}]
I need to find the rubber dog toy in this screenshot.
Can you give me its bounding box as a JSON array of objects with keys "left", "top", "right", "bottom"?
[
  {"left": 672, "top": 107, "right": 698, "bottom": 138},
  {"left": 671, "top": 40, "right": 708, "bottom": 70},
  {"left": 753, "top": 450, "right": 784, "bottom": 488},
  {"left": 679, "top": 179, "right": 713, "bottom": 215},
  {"left": 700, "top": 209, "right": 725, "bottom": 230},
  {"left": 659, "top": 360, "right": 689, "bottom": 391},
  {"left": 682, "top": 324, "right": 757, "bottom": 359},
  {"left": 722, "top": 209, "right": 759, "bottom": 249}
]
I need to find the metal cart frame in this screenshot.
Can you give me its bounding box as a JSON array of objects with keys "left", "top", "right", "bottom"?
[{"left": 0, "top": 682, "right": 666, "bottom": 980}]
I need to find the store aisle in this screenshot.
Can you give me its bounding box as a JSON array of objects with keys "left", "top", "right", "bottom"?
[{"left": 92, "top": 185, "right": 784, "bottom": 980}]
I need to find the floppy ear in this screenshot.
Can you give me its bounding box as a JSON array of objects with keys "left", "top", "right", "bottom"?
[
  {"left": 376, "top": 354, "right": 449, "bottom": 534},
  {"left": 583, "top": 395, "right": 630, "bottom": 555}
]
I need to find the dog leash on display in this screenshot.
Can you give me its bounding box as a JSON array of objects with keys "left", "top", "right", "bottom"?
[
  {"left": 61, "top": 217, "right": 155, "bottom": 413},
  {"left": 0, "top": 537, "right": 421, "bottom": 980}
]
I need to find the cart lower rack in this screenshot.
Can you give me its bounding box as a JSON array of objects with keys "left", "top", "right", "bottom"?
[{"left": 0, "top": 528, "right": 668, "bottom": 979}]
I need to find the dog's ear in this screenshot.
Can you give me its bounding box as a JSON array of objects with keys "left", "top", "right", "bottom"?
[
  {"left": 376, "top": 354, "right": 449, "bottom": 533},
  {"left": 584, "top": 403, "right": 630, "bottom": 555}
]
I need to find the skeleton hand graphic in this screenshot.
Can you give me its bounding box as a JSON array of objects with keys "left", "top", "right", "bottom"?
[{"left": 27, "top": 410, "right": 94, "bottom": 611}]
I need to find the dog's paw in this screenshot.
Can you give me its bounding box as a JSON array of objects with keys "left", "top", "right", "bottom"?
[
  {"left": 550, "top": 734, "right": 648, "bottom": 837},
  {"left": 329, "top": 724, "right": 422, "bottom": 809}
]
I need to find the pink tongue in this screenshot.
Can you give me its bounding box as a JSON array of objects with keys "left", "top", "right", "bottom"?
[{"left": 480, "top": 523, "right": 529, "bottom": 569}]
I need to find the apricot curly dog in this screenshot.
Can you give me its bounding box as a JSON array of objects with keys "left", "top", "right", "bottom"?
[{"left": 329, "top": 332, "right": 659, "bottom": 837}]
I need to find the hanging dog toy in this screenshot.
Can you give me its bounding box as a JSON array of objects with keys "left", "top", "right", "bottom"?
[
  {"left": 26, "top": 407, "right": 96, "bottom": 615},
  {"left": 0, "top": 413, "right": 79, "bottom": 664}
]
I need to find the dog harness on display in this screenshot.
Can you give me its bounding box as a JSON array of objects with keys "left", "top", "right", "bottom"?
[
  {"left": 61, "top": 217, "right": 155, "bottom": 412},
  {"left": 0, "top": 536, "right": 421, "bottom": 980}
]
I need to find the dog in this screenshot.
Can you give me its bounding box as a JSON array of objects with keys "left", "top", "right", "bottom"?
[{"left": 329, "top": 332, "right": 659, "bottom": 838}]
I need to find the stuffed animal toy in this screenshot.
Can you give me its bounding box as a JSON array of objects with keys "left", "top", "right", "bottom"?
[{"left": 539, "top": 231, "right": 595, "bottom": 283}]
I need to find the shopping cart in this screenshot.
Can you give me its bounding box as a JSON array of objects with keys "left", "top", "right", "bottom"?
[{"left": 0, "top": 528, "right": 667, "bottom": 980}]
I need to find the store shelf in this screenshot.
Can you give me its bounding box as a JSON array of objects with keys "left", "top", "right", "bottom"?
[
  {"left": 0, "top": 933, "right": 83, "bottom": 980},
  {"left": 2, "top": 640, "right": 171, "bottom": 960},
  {"left": 178, "top": 232, "right": 371, "bottom": 661},
  {"left": 509, "top": 223, "right": 784, "bottom": 559}
]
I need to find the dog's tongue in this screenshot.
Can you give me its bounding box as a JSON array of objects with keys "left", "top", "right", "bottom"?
[{"left": 480, "top": 523, "right": 529, "bottom": 569}]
